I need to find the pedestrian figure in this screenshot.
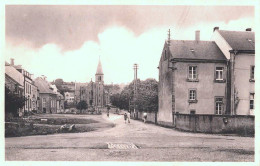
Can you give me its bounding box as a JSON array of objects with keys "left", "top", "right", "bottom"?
[
  {"left": 107, "top": 105, "right": 110, "bottom": 117},
  {"left": 127, "top": 111, "right": 131, "bottom": 123},
  {"left": 124, "top": 113, "right": 127, "bottom": 124},
  {"left": 143, "top": 112, "right": 147, "bottom": 123}
]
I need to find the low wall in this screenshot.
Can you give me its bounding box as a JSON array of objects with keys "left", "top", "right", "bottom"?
[
  {"left": 130, "top": 111, "right": 157, "bottom": 124},
  {"left": 175, "top": 114, "right": 254, "bottom": 136}
]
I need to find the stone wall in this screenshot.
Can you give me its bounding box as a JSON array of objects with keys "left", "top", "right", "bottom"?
[
  {"left": 131, "top": 111, "right": 157, "bottom": 124},
  {"left": 175, "top": 113, "right": 254, "bottom": 136}
]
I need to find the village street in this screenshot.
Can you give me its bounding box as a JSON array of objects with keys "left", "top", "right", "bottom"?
[{"left": 5, "top": 112, "right": 254, "bottom": 161}]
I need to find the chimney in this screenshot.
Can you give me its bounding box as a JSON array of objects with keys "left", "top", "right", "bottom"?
[
  {"left": 195, "top": 30, "right": 200, "bottom": 41},
  {"left": 10, "top": 58, "right": 14, "bottom": 66},
  {"left": 246, "top": 28, "right": 252, "bottom": 31},
  {"left": 213, "top": 27, "right": 219, "bottom": 32},
  {"left": 41, "top": 75, "right": 46, "bottom": 80}
]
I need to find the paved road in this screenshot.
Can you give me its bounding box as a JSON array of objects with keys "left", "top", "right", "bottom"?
[{"left": 5, "top": 113, "right": 254, "bottom": 161}]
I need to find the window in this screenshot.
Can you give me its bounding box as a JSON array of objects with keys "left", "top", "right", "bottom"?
[
  {"left": 190, "top": 110, "right": 196, "bottom": 114},
  {"left": 215, "top": 97, "right": 224, "bottom": 115},
  {"left": 164, "top": 50, "right": 167, "bottom": 60},
  {"left": 188, "top": 66, "right": 198, "bottom": 81},
  {"left": 14, "top": 84, "right": 18, "bottom": 93},
  {"left": 188, "top": 89, "right": 197, "bottom": 103},
  {"left": 250, "top": 66, "right": 255, "bottom": 82},
  {"left": 43, "top": 98, "right": 46, "bottom": 107},
  {"left": 250, "top": 93, "right": 254, "bottom": 110},
  {"left": 215, "top": 67, "right": 224, "bottom": 80}
]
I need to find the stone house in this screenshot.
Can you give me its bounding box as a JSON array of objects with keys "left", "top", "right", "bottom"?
[
  {"left": 7, "top": 59, "right": 39, "bottom": 115},
  {"left": 212, "top": 27, "right": 255, "bottom": 115},
  {"left": 158, "top": 31, "right": 227, "bottom": 126},
  {"left": 5, "top": 62, "right": 24, "bottom": 116},
  {"left": 34, "top": 77, "right": 57, "bottom": 113},
  {"left": 64, "top": 91, "right": 75, "bottom": 104},
  {"left": 50, "top": 84, "right": 64, "bottom": 113},
  {"left": 158, "top": 28, "right": 255, "bottom": 126}
]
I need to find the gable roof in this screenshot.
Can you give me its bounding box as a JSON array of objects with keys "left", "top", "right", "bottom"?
[
  {"left": 218, "top": 30, "right": 255, "bottom": 51},
  {"left": 34, "top": 77, "right": 56, "bottom": 94},
  {"left": 169, "top": 40, "right": 226, "bottom": 61},
  {"left": 5, "top": 65, "right": 24, "bottom": 86}
]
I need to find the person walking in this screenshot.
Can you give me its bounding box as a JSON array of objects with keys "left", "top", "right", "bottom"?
[
  {"left": 124, "top": 113, "right": 127, "bottom": 124},
  {"left": 143, "top": 112, "right": 147, "bottom": 123},
  {"left": 127, "top": 111, "right": 131, "bottom": 123},
  {"left": 107, "top": 105, "right": 110, "bottom": 117}
]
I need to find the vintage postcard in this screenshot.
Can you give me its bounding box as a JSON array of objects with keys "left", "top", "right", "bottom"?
[{"left": 1, "top": 0, "right": 259, "bottom": 165}]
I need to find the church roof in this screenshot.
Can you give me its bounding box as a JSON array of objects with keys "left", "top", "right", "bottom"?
[{"left": 96, "top": 59, "right": 103, "bottom": 75}]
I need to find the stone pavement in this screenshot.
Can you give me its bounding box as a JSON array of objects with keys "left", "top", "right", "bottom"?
[{"left": 5, "top": 112, "right": 254, "bottom": 161}]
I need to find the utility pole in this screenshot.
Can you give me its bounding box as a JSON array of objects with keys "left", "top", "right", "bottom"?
[{"left": 133, "top": 63, "right": 139, "bottom": 119}]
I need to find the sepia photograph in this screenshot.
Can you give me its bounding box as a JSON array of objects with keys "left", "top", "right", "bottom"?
[{"left": 2, "top": 1, "right": 258, "bottom": 164}]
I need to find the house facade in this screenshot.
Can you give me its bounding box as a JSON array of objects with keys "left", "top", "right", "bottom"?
[
  {"left": 34, "top": 77, "right": 57, "bottom": 113},
  {"left": 158, "top": 28, "right": 255, "bottom": 126},
  {"left": 7, "top": 59, "right": 40, "bottom": 114},
  {"left": 212, "top": 28, "right": 255, "bottom": 115},
  {"left": 5, "top": 62, "right": 25, "bottom": 116},
  {"left": 50, "top": 84, "right": 64, "bottom": 113},
  {"left": 158, "top": 32, "right": 227, "bottom": 125}
]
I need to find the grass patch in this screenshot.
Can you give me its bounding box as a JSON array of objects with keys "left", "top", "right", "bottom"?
[{"left": 5, "top": 114, "right": 113, "bottom": 137}]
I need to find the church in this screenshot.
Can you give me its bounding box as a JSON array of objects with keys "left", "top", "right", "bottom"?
[{"left": 74, "top": 59, "right": 108, "bottom": 108}]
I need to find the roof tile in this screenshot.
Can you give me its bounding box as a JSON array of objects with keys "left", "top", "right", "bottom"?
[{"left": 169, "top": 40, "right": 226, "bottom": 60}]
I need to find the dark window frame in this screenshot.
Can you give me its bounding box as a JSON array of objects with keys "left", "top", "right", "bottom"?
[
  {"left": 215, "top": 97, "right": 224, "bottom": 115},
  {"left": 188, "top": 89, "right": 197, "bottom": 103},
  {"left": 250, "top": 93, "right": 254, "bottom": 110},
  {"left": 249, "top": 65, "right": 255, "bottom": 82},
  {"left": 190, "top": 110, "right": 196, "bottom": 114}
]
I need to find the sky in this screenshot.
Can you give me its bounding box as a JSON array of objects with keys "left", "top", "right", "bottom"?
[{"left": 5, "top": 5, "right": 255, "bottom": 84}]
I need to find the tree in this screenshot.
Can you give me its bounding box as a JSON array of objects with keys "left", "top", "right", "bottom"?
[
  {"left": 5, "top": 86, "right": 26, "bottom": 118},
  {"left": 135, "top": 79, "right": 158, "bottom": 112},
  {"left": 110, "top": 93, "right": 121, "bottom": 108},
  {"left": 76, "top": 100, "right": 88, "bottom": 113},
  {"left": 110, "top": 78, "right": 158, "bottom": 112}
]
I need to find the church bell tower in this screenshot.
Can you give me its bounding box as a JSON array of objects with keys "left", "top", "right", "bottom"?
[
  {"left": 94, "top": 59, "right": 104, "bottom": 107},
  {"left": 95, "top": 59, "right": 104, "bottom": 83}
]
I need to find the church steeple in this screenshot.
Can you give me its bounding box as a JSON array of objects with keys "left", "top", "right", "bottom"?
[
  {"left": 95, "top": 59, "right": 104, "bottom": 82},
  {"left": 96, "top": 59, "right": 103, "bottom": 75}
]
